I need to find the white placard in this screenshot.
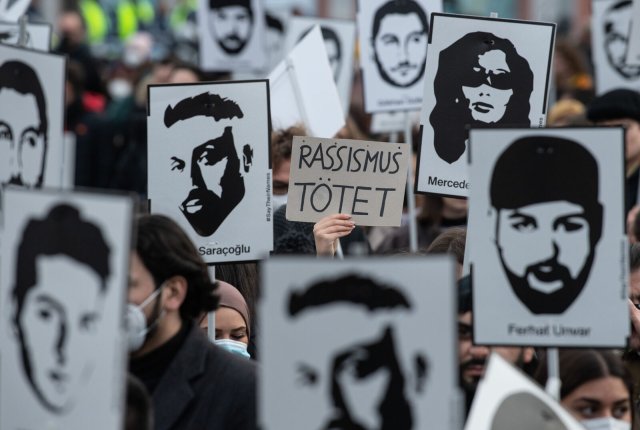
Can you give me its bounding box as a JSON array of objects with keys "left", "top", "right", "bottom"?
[
  {"left": 370, "top": 110, "right": 421, "bottom": 134},
  {"left": 0, "top": 0, "right": 30, "bottom": 22},
  {"left": 147, "top": 80, "right": 273, "bottom": 263},
  {"left": 268, "top": 25, "right": 345, "bottom": 138},
  {"left": 286, "top": 136, "right": 410, "bottom": 226},
  {"left": 357, "top": 0, "right": 442, "bottom": 113},
  {"left": 592, "top": 0, "right": 640, "bottom": 93},
  {"left": 465, "top": 353, "right": 585, "bottom": 430},
  {"left": 198, "top": 0, "right": 267, "bottom": 72},
  {"left": 0, "top": 20, "right": 51, "bottom": 51},
  {"left": 627, "top": 0, "right": 640, "bottom": 65},
  {"left": 0, "top": 44, "right": 66, "bottom": 189},
  {"left": 467, "top": 127, "right": 628, "bottom": 347},
  {"left": 415, "top": 13, "right": 556, "bottom": 198},
  {"left": 0, "top": 187, "right": 134, "bottom": 430},
  {"left": 260, "top": 256, "right": 460, "bottom": 430},
  {"left": 284, "top": 17, "right": 356, "bottom": 115}
]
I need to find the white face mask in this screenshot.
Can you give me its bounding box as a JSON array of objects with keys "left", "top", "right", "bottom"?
[
  {"left": 214, "top": 338, "right": 250, "bottom": 359},
  {"left": 107, "top": 78, "right": 133, "bottom": 99},
  {"left": 581, "top": 417, "right": 631, "bottom": 430},
  {"left": 125, "top": 285, "right": 165, "bottom": 352},
  {"left": 272, "top": 193, "right": 288, "bottom": 211}
]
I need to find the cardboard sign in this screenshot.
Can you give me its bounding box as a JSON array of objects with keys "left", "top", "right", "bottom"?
[
  {"left": 0, "top": 187, "right": 134, "bottom": 430},
  {"left": 627, "top": 0, "right": 640, "bottom": 65},
  {"left": 0, "top": 20, "right": 51, "bottom": 51},
  {"left": 0, "top": 44, "right": 66, "bottom": 189},
  {"left": 268, "top": 25, "right": 345, "bottom": 138},
  {"left": 260, "top": 256, "right": 460, "bottom": 430},
  {"left": 414, "top": 13, "right": 556, "bottom": 198},
  {"left": 465, "top": 354, "right": 585, "bottom": 430},
  {"left": 592, "top": 0, "right": 640, "bottom": 93},
  {"left": 0, "top": 0, "right": 30, "bottom": 22},
  {"left": 286, "top": 136, "right": 410, "bottom": 226},
  {"left": 467, "top": 127, "right": 627, "bottom": 347},
  {"left": 357, "top": 0, "right": 442, "bottom": 113},
  {"left": 147, "top": 80, "right": 273, "bottom": 263},
  {"left": 284, "top": 17, "right": 356, "bottom": 115},
  {"left": 198, "top": 0, "right": 267, "bottom": 72}
]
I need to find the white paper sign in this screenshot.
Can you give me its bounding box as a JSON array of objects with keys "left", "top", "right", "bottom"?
[
  {"left": 268, "top": 25, "right": 345, "bottom": 138},
  {"left": 415, "top": 13, "right": 556, "bottom": 198},
  {"left": 147, "top": 80, "right": 273, "bottom": 263},
  {"left": 286, "top": 136, "right": 410, "bottom": 226},
  {"left": 284, "top": 17, "right": 356, "bottom": 115},
  {"left": 198, "top": 0, "right": 267, "bottom": 72},
  {"left": 260, "top": 256, "right": 460, "bottom": 430},
  {"left": 627, "top": 0, "right": 640, "bottom": 65},
  {"left": 370, "top": 110, "right": 421, "bottom": 134},
  {"left": 467, "top": 127, "right": 628, "bottom": 347},
  {"left": 0, "top": 187, "right": 134, "bottom": 430},
  {"left": 592, "top": 0, "right": 640, "bottom": 93},
  {"left": 0, "top": 44, "right": 66, "bottom": 189},
  {"left": 0, "top": 0, "right": 30, "bottom": 22},
  {"left": 0, "top": 20, "right": 51, "bottom": 51},
  {"left": 465, "top": 354, "right": 585, "bottom": 430},
  {"left": 357, "top": 0, "right": 442, "bottom": 113}
]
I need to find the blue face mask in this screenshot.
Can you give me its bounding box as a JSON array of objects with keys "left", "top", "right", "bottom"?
[{"left": 214, "top": 338, "right": 250, "bottom": 359}]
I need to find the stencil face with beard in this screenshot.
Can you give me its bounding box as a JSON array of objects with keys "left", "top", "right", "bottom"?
[
  {"left": 207, "top": 0, "right": 254, "bottom": 55},
  {"left": 490, "top": 136, "right": 603, "bottom": 314},
  {"left": 164, "top": 92, "right": 252, "bottom": 237}
]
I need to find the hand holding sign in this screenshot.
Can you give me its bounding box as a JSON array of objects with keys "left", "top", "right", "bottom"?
[{"left": 313, "top": 213, "right": 355, "bottom": 256}]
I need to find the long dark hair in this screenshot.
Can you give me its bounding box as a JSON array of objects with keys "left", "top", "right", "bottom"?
[{"left": 429, "top": 31, "right": 533, "bottom": 164}]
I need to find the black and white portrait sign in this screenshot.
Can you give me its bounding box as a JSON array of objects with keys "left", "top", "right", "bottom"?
[
  {"left": 357, "top": 0, "right": 442, "bottom": 113},
  {"left": 265, "top": 10, "right": 288, "bottom": 70},
  {"left": 147, "top": 80, "right": 273, "bottom": 263},
  {"left": 465, "top": 354, "right": 584, "bottom": 430},
  {"left": 592, "top": 0, "right": 640, "bottom": 94},
  {"left": 0, "top": 187, "right": 134, "bottom": 430},
  {"left": 467, "top": 127, "right": 627, "bottom": 347},
  {"left": 198, "top": 0, "right": 267, "bottom": 72},
  {"left": 268, "top": 25, "right": 345, "bottom": 138},
  {"left": 286, "top": 136, "right": 410, "bottom": 226},
  {"left": 260, "top": 256, "right": 460, "bottom": 430},
  {"left": 627, "top": 0, "right": 640, "bottom": 66},
  {"left": 0, "top": 44, "right": 66, "bottom": 189},
  {"left": 284, "top": 17, "right": 356, "bottom": 114},
  {"left": 415, "top": 14, "right": 555, "bottom": 198},
  {"left": 0, "top": 21, "right": 51, "bottom": 51}
]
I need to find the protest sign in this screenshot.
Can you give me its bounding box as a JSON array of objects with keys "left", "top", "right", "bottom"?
[
  {"left": 592, "top": 0, "right": 640, "bottom": 93},
  {"left": 0, "top": 187, "right": 134, "bottom": 430},
  {"left": 269, "top": 25, "right": 344, "bottom": 138},
  {"left": 284, "top": 17, "right": 355, "bottom": 114},
  {"left": 357, "top": 0, "right": 442, "bottom": 113},
  {"left": 286, "top": 136, "right": 410, "bottom": 226},
  {"left": 626, "top": 0, "right": 640, "bottom": 65},
  {"left": 0, "top": 44, "right": 66, "bottom": 189},
  {"left": 265, "top": 10, "right": 288, "bottom": 70},
  {"left": 414, "top": 13, "right": 555, "bottom": 198},
  {"left": 0, "top": 0, "right": 29, "bottom": 22},
  {"left": 260, "top": 256, "right": 460, "bottom": 430},
  {"left": 147, "top": 80, "right": 273, "bottom": 263},
  {"left": 198, "top": 0, "right": 267, "bottom": 72},
  {"left": 0, "top": 20, "right": 51, "bottom": 50},
  {"left": 465, "top": 354, "right": 585, "bottom": 430},
  {"left": 467, "top": 127, "right": 628, "bottom": 347}
]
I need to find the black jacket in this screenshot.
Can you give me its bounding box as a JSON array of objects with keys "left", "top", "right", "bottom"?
[{"left": 151, "top": 324, "right": 257, "bottom": 430}]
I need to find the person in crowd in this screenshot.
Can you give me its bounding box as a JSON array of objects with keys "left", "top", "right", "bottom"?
[
  {"left": 427, "top": 226, "right": 467, "bottom": 278},
  {"left": 375, "top": 196, "right": 467, "bottom": 254},
  {"left": 625, "top": 243, "right": 640, "bottom": 427},
  {"left": 128, "top": 214, "right": 257, "bottom": 430},
  {"left": 587, "top": 89, "right": 640, "bottom": 215},
  {"left": 199, "top": 280, "right": 251, "bottom": 359},
  {"left": 553, "top": 38, "right": 594, "bottom": 104},
  {"left": 456, "top": 275, "right": 536, "bottom": 416},
  {"left": 535, "top": 349, "right": 633, "bottom": 430},
  {"left": 125, "top": 374, "right": 153, "bottom": 430},
  {"left": 547, "top": 99, "right": 587, "bottom": 126}
]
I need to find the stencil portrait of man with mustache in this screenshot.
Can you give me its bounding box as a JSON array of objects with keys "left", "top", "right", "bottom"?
[
  {"left": 489, "top": 136, "right": 603, "bottom": 315},
  {"left": 163, "top": 92, "right": 253, "bottom": 237},
  {"left": 430, "top": 32, "right": 533, "bottom": 164},
  {"left": 207, "top": 0, "right": 254, "bottom": 56}
]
